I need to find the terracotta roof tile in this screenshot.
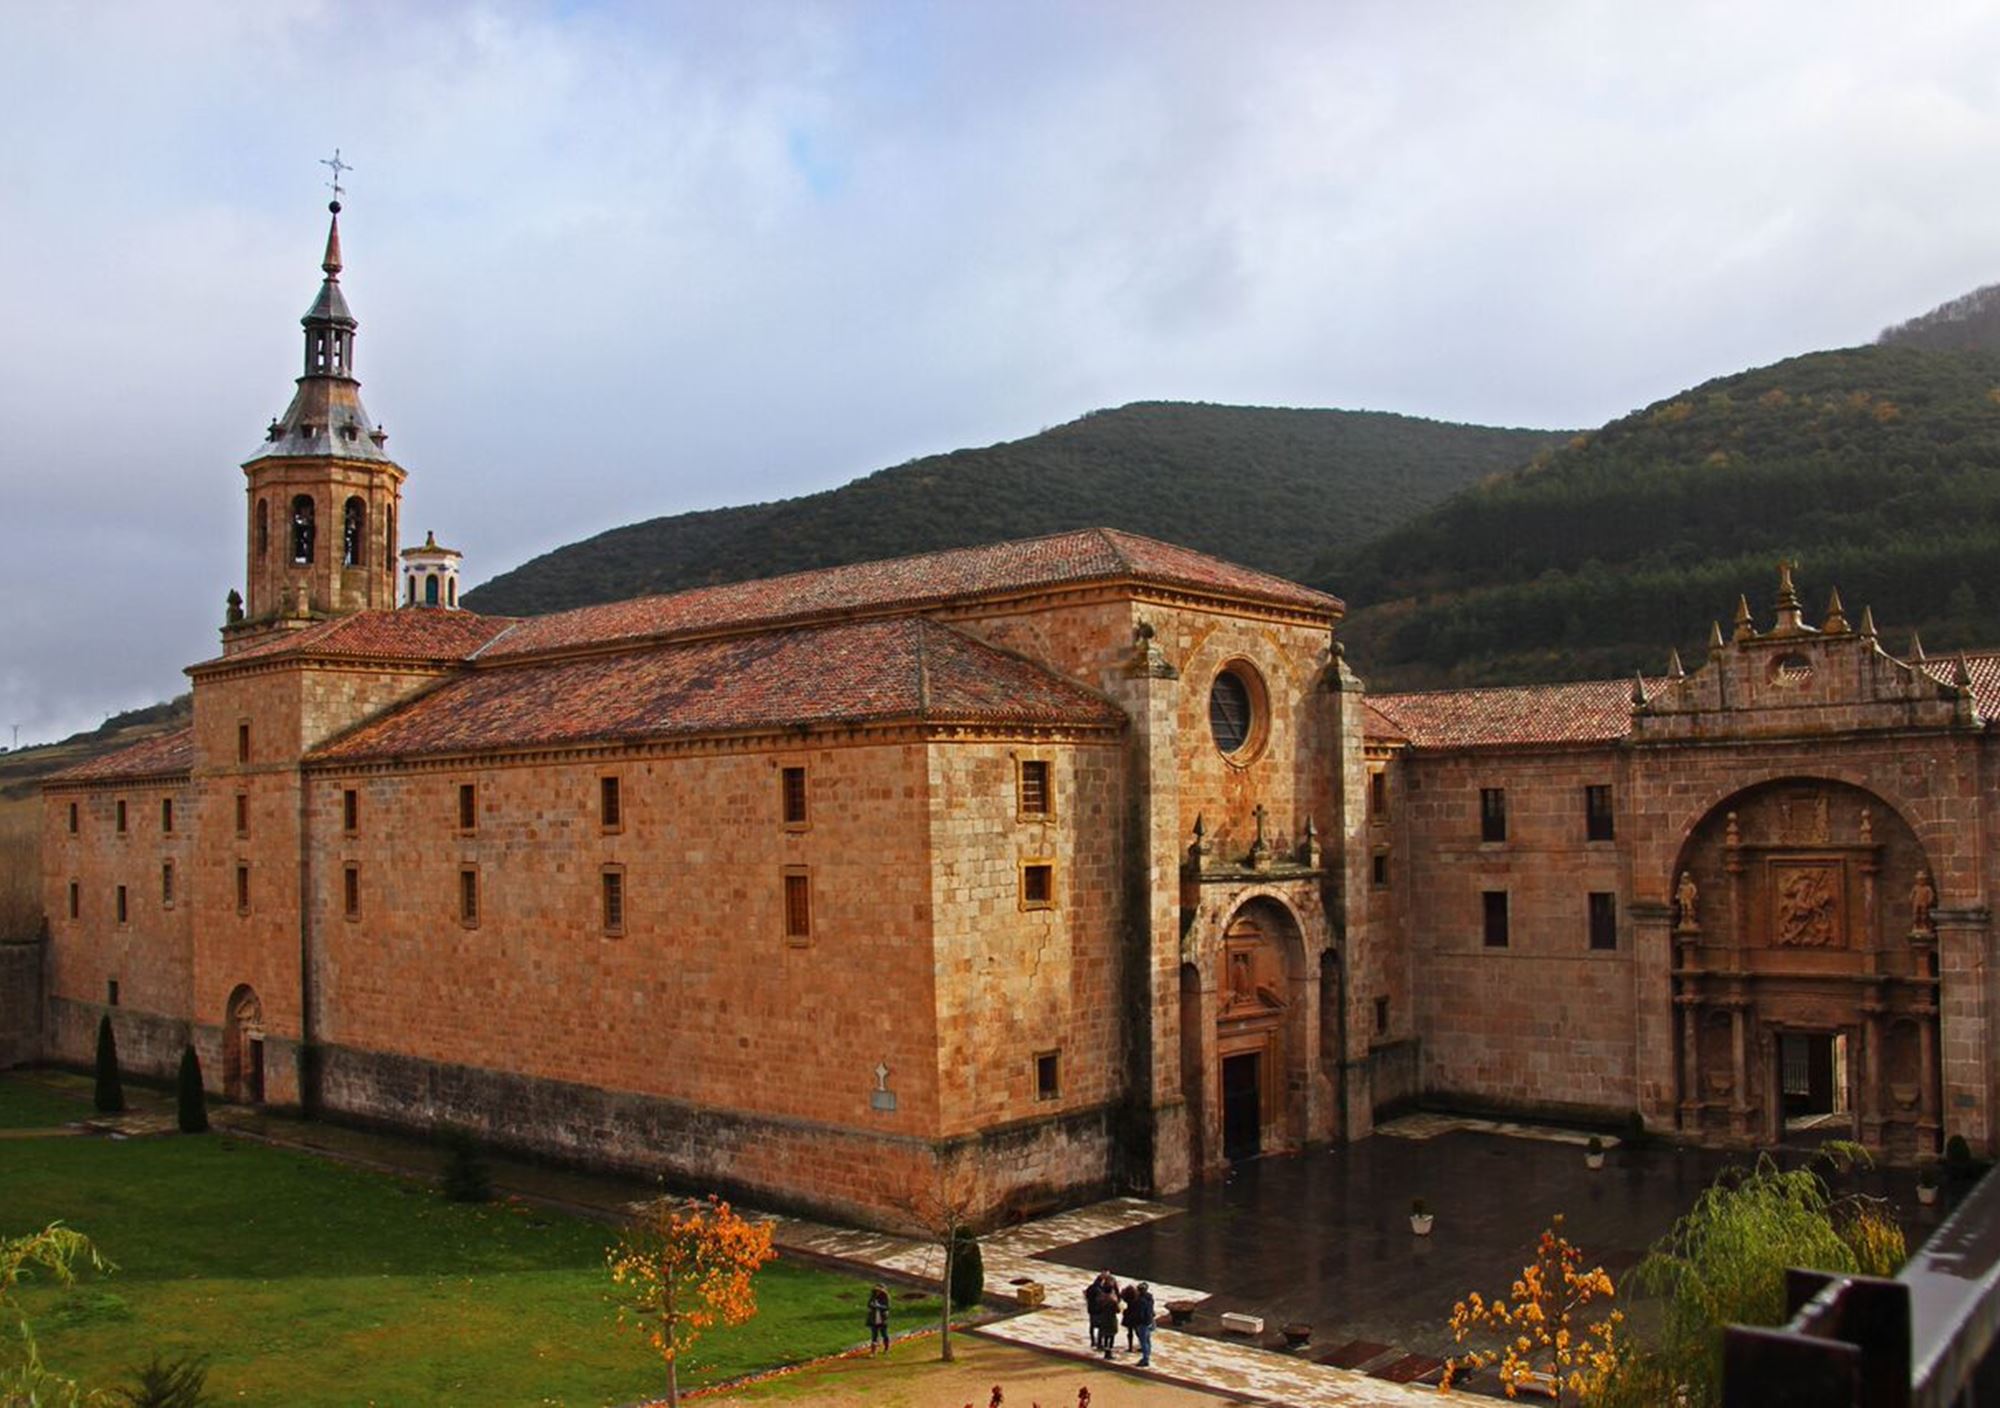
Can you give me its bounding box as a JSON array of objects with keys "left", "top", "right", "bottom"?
[
  {"left": 477, "top": 527, "right": 1340, "bottom": 660},
  {"left": 311, "top": 617, "right": 1124, "bottom": 763},
  {"left": 198, "top": 611, "right": 514, "bottom": 669},
  {"left": 1368, "top": 679, "right": 1649, "bottom": 750},
  {"left": 50, "top": 726, "right": 196, "bottom": 783}
]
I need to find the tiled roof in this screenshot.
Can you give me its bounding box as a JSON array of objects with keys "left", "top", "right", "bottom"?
[
  {"left": 1367, "top": 679, "right": 1649, "bottom": 750},
  {"left": 49, "top": 726, "right": 196, "bottom": 783},
  {"left": 199, "top": 611, "right": 515, "bottom": 669},
  {"left": 476, "top": 528, "right": 1341, "bottom": 661},
  {"left": 1920, "top": 652, "right": 2000, "bottom": 718},
  {"left": 311, "top": 617, "right": 1125, "bottom": 762}
]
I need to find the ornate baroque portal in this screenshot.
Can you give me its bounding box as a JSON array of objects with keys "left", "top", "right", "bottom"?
[{"left": 1671, "top": 780, "right": 1941, "bottom": 1157}]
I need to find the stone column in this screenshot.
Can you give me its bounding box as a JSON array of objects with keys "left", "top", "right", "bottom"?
[
  {"left": 1325, "top": 644, "right": 1375, "bottom": 1143},
  {"left": 1933, "top": 907, "right": 1994, "bottom": 1155}
]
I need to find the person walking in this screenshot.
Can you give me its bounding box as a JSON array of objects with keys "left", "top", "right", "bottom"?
[
  {"left": 1132, "top": 1282, "right": 1157, "bottom": 1368},
  {"left": 1091, "top": 1271, "right": 1121, "bottom": 1359},
  {"left": 866, "top": 1283, "right": 891, "bottom": 1354}
]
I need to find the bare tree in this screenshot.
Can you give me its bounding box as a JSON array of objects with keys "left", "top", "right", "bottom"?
[{"left": 894, "top": 1161, "right": 980, "bottom": 1363}]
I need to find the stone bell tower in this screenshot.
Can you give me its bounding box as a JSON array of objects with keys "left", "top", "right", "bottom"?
[{"left": 225, "top": 196, "right": 405, "bottom": 653}]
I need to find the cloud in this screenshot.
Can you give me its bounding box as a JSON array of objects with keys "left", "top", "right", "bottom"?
[{"left": 5, "top": 0, "right": 2000, "bottom": 739}]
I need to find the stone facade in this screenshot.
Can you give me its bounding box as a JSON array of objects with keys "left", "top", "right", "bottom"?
[{"left": 37, "top": 221, "right": 2000, "bottom": 1233}]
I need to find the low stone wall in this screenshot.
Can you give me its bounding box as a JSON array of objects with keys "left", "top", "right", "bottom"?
[
  {"left": 316, "top": 1041, "right": 1116, "bottom": 1229},
  {"left": 45, "top": 997, "right": 188, "bottom": 1082},
  {"left": 0, "top": 936, "right": 44, "bottom": 1067},
  {"left": 1366, "top": 1036, "right": 1421, "bottom": 1115}
]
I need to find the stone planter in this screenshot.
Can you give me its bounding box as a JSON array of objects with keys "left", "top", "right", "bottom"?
[
  {"left": 1013, "top": 1279, "right": 1046, "bottom": 1308},
  {"left": 1917, "top": 1183, "right": 1939, "bottom": 1207},
  {"left": 1586, "top": 1152, "right": 1606, "bottom": 1171},
  {"left": 1282, "top": 1322, "right": 1313, "bottom": 1349},
  {"left": 1410, "top": 1213, "right": 1435, "bottom": 1236},
  {"left": 1165, "top": 1300, "right": 1198, "bottom": 1327}
]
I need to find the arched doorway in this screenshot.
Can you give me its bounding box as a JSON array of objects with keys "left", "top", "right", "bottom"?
[
  {"left": 1185, "top": 897, "right": 1310, "bottom": 1167},
  {"left": 1669, "top": 779, "right": 1940, "bottom": 1158},
  {"left": 223, "top": 984, "right": 266, "bottom": 1104}
]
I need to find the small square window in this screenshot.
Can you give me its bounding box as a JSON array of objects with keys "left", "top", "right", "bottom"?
[
  {"left": 1369, "top": 770, "right": 1388, "bottom": 819},
  {"left": 1483, "top": 890, "right": 1510, "bottom": 948},
  {"left": 343, "top": 864, "right": 361, "bottom": 921},
  {"left": 235, "top": 792, "right": 250, "bottom": 837},
  {"left": 237, "top": 722, "right": 251, "bottom": 764},
  {"left": 1374, "top": 996, "right": 1390, "bottom": 1035},
  {"left": 1371, "top": 850, "right": 1390, "bottom": 888},
  {"left": 1035, "top": 1050, "right": 1060, "bottom": 1101},
  {"left": 1019, "top": 759, "right": 1051, "bottom": 819},
  {"left": 236, "top": 863, "right": 251, "bottom": 914},
  {"left": 115, "top": 884, "right": 128, "bottom": 925},
  {"left": 67, "top": 802, "right": 78, "bottom": 834},
  {"left": 1585, "top": 785, "right": 1615, "bottom": 842},
  {"left": 783, "top": 868, "right": 811, "bottom": 944},
  {"left": 107, "top": 980, "right": 119, "bottom": 1007},
  {"left": 161, "top": 798, "right": 173, "bottom": 833},
  {"left": 781, "top": 766, "right": 808, "bottom": 828},
  {"left": 115, "top": 800, "right": 128, "bottom": 834},
  {"left": 600, "top": 775, "right": 623, "bottom": 831},
  {"left": 601, "top": 868, "right": 625, "bottom": 934},
  {"left": 1021, "top": 861, "right": 1054, "bottom": 910},
  {"left": 342, "top": 788, "right": 358, "bottom": 834},
  {"left": 1480, "top": 788, "right": 1507, "bottom": 843},
  {"left": 458, "top": 783, "right": 477, "bottom": 833},
  {"left": 161, "top": 862, "right": 175, "bottom": 908},
  {"left": 459, "top": 867, "right": 480, "bottom": 927},
  {"left": 67, "top": 881, "right": 79, "bottom": 919},
  {"left": 1589, "top": 891, "right": 1618, "bottom": 951}
]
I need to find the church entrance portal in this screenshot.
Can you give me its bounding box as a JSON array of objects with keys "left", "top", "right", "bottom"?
[
  {"left": 1222, "top": 1052, "right": 1262, "bottom": 1160},
  {"left": 223, "top": 985, "right": 266, "bottom": 1104}
]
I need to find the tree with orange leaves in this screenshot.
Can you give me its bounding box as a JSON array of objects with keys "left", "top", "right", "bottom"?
[
  {"left": 1442, "top": 1214, "right": 1621, "bottom": 1404},
  {"left": 606, "top": 1192, "right": 776, "bottom": 1406}
]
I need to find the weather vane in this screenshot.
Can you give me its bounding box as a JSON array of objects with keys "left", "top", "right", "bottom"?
[{"left": 320, "top": 148, "right": 352, "bottom": 205}]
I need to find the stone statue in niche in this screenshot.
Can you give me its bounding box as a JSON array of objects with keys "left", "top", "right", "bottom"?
[
  {"left": 1230, "top": 950, "right": 1255, "bottom": 1003},
  {"left": 1910, "top": 869, "right": 1937, "bottom": 935},
  {"left": 1675, "top": 871, "right": 1700, "bottom": 931},
  {"left": 1775, "top": 866, "right": 1839, "bottom": 947}
]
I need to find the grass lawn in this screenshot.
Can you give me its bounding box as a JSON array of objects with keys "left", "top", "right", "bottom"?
[
  {"left": 3, "top": 1119, "right": 941, "bottom": 1406},
  {"left": 0, "top": 1070, "right": 94, "bottom": 1128}
]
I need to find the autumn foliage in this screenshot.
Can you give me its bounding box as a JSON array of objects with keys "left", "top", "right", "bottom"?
[
  {"left": 606, "top": 1193, "right": 775, "bottom": 1406},
  {"left": 1442, "top": 1215, "right": 1621, "bottom": 1404}
]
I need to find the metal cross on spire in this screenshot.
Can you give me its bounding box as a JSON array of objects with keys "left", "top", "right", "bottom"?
[{"left": 320, "top": 148, "right": 353, "bottom": 204}]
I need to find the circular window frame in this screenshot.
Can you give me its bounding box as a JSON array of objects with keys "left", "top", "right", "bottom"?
[
  {"left": 1767, "top": 651, "right": 1815, "bottom": 689},
  {"left": 1208, "top": 659, "right": 1271, "bottom": 766}
]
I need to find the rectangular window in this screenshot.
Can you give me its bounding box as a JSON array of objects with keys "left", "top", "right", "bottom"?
[
  {"left": 115, "top": 885, "right": 128, "bottom": 925},
  {"left": 67, "top": 881, "right": 79, "bottom": 919},
  {"left": 457, "top": 782, "right": 477, "bottom": 833},
  {"left": 237, "top": 721, "right": 250, "bottom": 764},
  {"left": 1035, "top": 1050, "right": 1061, "bottom": 1101},
  {"left": 67, "top": 802, "right": 78, "bottom": 834},
  {"left": 1374, "top": 996, "right": 1390, "bottom": 1035},
  {"left": 459, "top": 867, "right": 480, "bottom": 927},
  {"left": 1589, "top": 891, "right": 1618, "bottom": 951},
  {"left": 236, "top": 863, "right": 250, "bottom": 914},
  {"left": 600, "top": 775, "right": 622, "bottom": 832},
  {"left": 1369, "top": 769, "right": 1388, "bottom": 819},
  {"left": 601, "top": 868, "right": 625, "bottom": 934},
  {"left": 115, "top": 800, "right": 128, "bottom": 834},
  {"left": 1585, "top": 784, "right": 1615, "bottom": 842},
  {"left": 235, "top": 792, "right": 249, "bottom": 837},
  {"left": 342, "top": 788, "right": 359, "bottom": 834},
  {"left": 161, "top": 862, "right": 175, "bottom": 908},
  {"left": 783, "top": 868, "right": 811, "bottom": 944},
  {"left": 781, "top": 766, "right": 808, "bottom": 828},
  {"left": 1371, "top": 850, "right": 1390, "bottom": 888},
  {"left": 1018, "top": 759, "right": 1051, "bottom": 818},
  {"left": 161, "top": 798, "right": 173, "bottom": 833},
  {"left": 107, "top": 980, "right": 119, "bottom": 1007},
  {"left": 1480, "top": 787, "right": 1507, "bottom": 843},
  {"left": 343, "top": 864, "right": 361, "bottom": 921},
  {"left": 1482, "top": 890, "right": 1510, "bottom": 948},
  {"left": 1021, "top": 861, "right": 1055, "bottom": 910}
]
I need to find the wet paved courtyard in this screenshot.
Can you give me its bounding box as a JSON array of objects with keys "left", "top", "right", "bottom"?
[{"left": 1040, "top": 1122, "right": 1952, "bottom": 1362}]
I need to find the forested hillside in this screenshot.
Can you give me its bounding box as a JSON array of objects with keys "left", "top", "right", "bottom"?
[
  {"left": 1879, "top": 284, "right": 2000, "bottom": 353},
  {"left": 463, "top": 402, "right": 1565, "bottom": 616},
  {"left": 1320, "top": 345, "right": 2000, "bottom": 689}
]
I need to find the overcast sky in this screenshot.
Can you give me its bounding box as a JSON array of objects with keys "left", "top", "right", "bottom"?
[{"left": 4, "top": 1, "right": 2000, "bottom": 744}]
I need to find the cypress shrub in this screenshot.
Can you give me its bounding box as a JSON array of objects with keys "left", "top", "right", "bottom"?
[
  {"left": 948, "top": 1224, "right": 983, "bottom": 1309},
  {"left": 441, "top": 1127, "right": 493, "bottom": 1203},
  {"left": 177, "top": 1045, "right": 209, "bottom": 1134},
  {"left": 94, "top": 1013, "right": 126, "bottom": 1114}
]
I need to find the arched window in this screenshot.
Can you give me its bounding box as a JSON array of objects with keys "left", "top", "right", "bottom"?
[
  {"left": 255, "top": 499, "right": 269, "bottom": 560},
  {"left": 290, "top": 495, "right": 316, "bottom": 564},
  {"left": 383, "top": 507, "right": 396, "bottom": 573},
  {"left": 406, "top": 575, "right": 417, "bottom": 605},
  {"left": 447, "top": 578, "right": 457, "bottom": 608},
  {"left": 425, "top": 573, "right": 440, "bottom": 606},
  {"left": 342, "top": 497, "right": 365, "bottom": 567}
]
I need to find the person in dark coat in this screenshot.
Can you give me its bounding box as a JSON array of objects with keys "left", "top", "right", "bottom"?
[
  {"left": 1090, "top": 1270, "right": 1120, "bottom": 1359},
  {"left": 866, "top": 1283, "right": 890, "bottom": 1354},
  {"left": 1119, "top": 1281, "right": 1141, "bottom": 1350},
  {"left": 1131, "top": 1282, "right": 1156, "bottom": 1367}
]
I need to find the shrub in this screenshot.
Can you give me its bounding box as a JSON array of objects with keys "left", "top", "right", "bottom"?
[
  {"left": 948, "top": 1224, "right": 983, "bottom": 1309},
  {"left": 1944, "top": 1134, "right": 1973, "bottom": 1174},
  {"left": 1410, "top": 1197, "right": 1429, "bottom": 1218},
  {"left": 176, "top": 1046, "right": 208, "bottom": 1134},
  {"left": 440, "top": 1127, "right": 493, "bottom": 1203},
  {"left": 93, "top": 1014, "right": 125, "bottom": 1114},
  {"left": 112, "top": 1353, "right": 211, "bottom": 1407}
]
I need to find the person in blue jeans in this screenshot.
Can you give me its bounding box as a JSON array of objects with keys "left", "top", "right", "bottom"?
[{"left": 1132, "top": 1282, "right": 1156, "bottom": 1367}]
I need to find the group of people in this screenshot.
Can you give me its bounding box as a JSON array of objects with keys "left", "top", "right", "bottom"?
[{"left": 1084, "top": 1270, "right": 1155, "bottom": 1367}]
